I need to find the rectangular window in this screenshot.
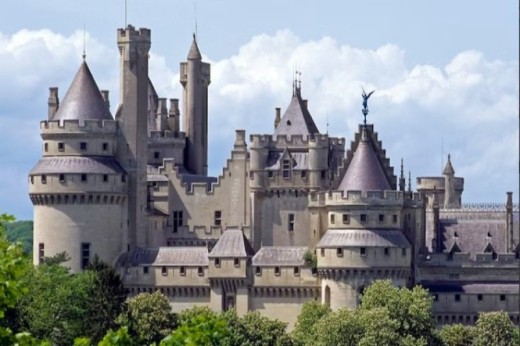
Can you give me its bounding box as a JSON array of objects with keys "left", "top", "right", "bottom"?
[
  {"left": 455, "top": 294, "right": 460, "bottom": 302},
  {"left": 384, "top": 247, "right": 389, "bottom": 256},
  {"left": 44, "top": 142, "right": 48, "bottom": 152},
  {"left": 301, "top": 170, "right": 307, "bottom": 179},
  {"left": 360, "top": 214, "right": 367, "bottom": 223},
  {"left": 274, "top": 267, "right": 281, "bottom": 276},
  {"left": 282, "top": 160, "right": 291, "bottom": 179},
  {"left": 154, "top": 151, "right": 160, "bottom": 159},
  {"left": 320, "top": 248, "right": 325, "bottom": 257},
  {"left": 198, "top": 267, "right": 204, "bottom": 276},
  {"left": 58, "top": 142, "right": 64, "bottom": 151},
  {"left": 81, "top": 242, "right": 90, "bottom": 270},
  {"left": 294, "top": 267, "right": 300, "bottom": 276},
  {"left": 161, "top": 266, "right": 167, "bottom": 276},
  {"left": 38, "top": 243, "right": 44, "bottom": 264},
  {"left": 360, "top": 247, "right": 366, "bottom": 256},
  {"left": 122, "top": 175, "right": 126, "bottom": 183},
  {"left": 102, "top": 142, "right": 108, "bottom": 151},
  {"left": 80, "top": 142, "right": 87, "bottom": 151},
  {"left": 59, "top": 174, "right": 65, "bottom": 182},
  {"left": 268, "top": 171, "right": 274, "bottom": 179},
  {"left": 143, "top": 266, "right": 149, "bottom": 274},
  {"left": 180, "top": 266, "right": 186, "bottom": 276},
  {"left": 41, "top": 175, "right": 47, "bottom": 184},
  {"left": 342, "top": 214, "right": 350, "bottom": 224},
  {"left": 378, "top": 214, "right": 385, "bottom": 223},
  {"left": 255, "top": 267, "right": 262, "bottom": 276},
  {"left": 103, "top": 174, "right": 108, "bottom": 182},
  {"left": 81, "top": 174, "right": 87, "bottom": 182},
  {"left": 337, "top": 248, "right": 343, "bottom": 257},
  {"left": 173, "top": 211, "right": 183, "bottom": 233},
  {"left": 288, "top": 213, "right": 295, "bottom": 231},
  {"left": 402, "top": 248, "right": 407, "bottom": 257},
  {"left": 234, "top": 258, "right": 240, "bottom": 267},
  {"left": 500, "top": 294, "right": 506, "bottom": 301},
  {"left": 393, "top": 214, "right": 398, "bottom": 223},
  {"left": 321, "top": 170, "right": 327, "bottom": 179},
  {"left": 433, "top": 294, "right": 438, "bottom": 301},
  {"left": 214, "top": 210, "right": 222, "bottom": 226},
  {"left": 215, "top": 258, "right": 221, "bottom": 267},
  {"left": 477, "top": 294, "right": 483, "bottom": 301},
  {"left": 330, "top": 214, "right": 335, "bottom": 224}
]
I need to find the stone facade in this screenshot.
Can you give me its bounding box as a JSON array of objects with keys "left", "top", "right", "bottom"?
[{"left": 29, "top": 24, "right": 519, "bottom": 329}]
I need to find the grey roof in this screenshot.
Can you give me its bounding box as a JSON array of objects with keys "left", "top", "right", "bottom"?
[
  {"left": 53, "top": 61, "right": 112, "bottom": 121},
  {"left": 421, "top": 281, "right": 519, "bottom": 294},
  {"left": 125, "top": 247, "right": 209, "bottom": 266},
  {"left": 274, "top": 89, "right": 319, "bottom": 137},
  {"left": 443, "top": 155, "right": 455, "bottom": 175},
  {"left": 209, "top": 229, "right": 255, "bottom": 258},
  {"left": 441, "top": 220, "right": 507, "bottom": 256},
  {"left": 147, "top": 165, "right": 168, "bottom": 182},
  {"left": 147, "top": 78, "right": 159, "bottom": 133},
  {"left": 266, "top": 151, "right": 309, "bottom": 170},
  {"left": 187, "top": 35, "right": 202, "bottom": 60},
  {"left": 338, "top": 129, "right": 391, "bottom": 192},
  {"left": 252, "top": 247, "right": 308, "bottom": 266},
  {"left": 29, "top": 156, "right": 125, "bottom": 175},
  {"left": 181, "top": 173, "right": 218, "bottom": 188},
  {"left": 317, "top": 229, "right": 411, "bottom": 248}
]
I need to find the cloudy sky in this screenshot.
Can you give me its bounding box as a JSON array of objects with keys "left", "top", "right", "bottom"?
[{"left": 0, "top": 0, "right": 518, "bottom": 220}]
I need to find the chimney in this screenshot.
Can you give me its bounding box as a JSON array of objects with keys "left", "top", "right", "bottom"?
[
  {"left": 506, "top": 192, "right": 513, "bottom": 251},
  {"left": 234, "top": 129, "right": 247, "bottom": 150},
  {"left": 101, "top": 90, "right": 110, "bottom": 113},
  {"left": 48, "top": 87, "right": 59, "bottom": 120},
  {"left": 274, "top": 107, "right": 281, "bottom": 129},
  {"left": 168, "top": 98, "right": 180, "bottom": 132},
  {"left": 156, "top": 98, "right": 168, "bottom": 131}
]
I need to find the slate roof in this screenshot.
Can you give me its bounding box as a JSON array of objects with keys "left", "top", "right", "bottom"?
[
  {"left": 338, "top": 129, "right": 391, "bottom": 192},
  {"left": 443, "top": 155, "right": 455, "bottom": 175},
  {"left": 29, "top": 156, "right": 125, "bottom": 175},
  {"left": 265, "top": 151, "right": 309, "bottom": 170},
  {"left": 147, "top": 165, "right": 168, "bottom": 182},
  {"left": 252, "top": 247, "right": 308, "bottom": 266},
  {"left": 125, "top": 247, "right": 209, "bottom": 266},
  {"left": 421, "top": 281, "right": 519, "bottom": 294},
  {"left": 53, "top": 61, "right": 112, "bottom": 121},
  {"left": 209, "top": 229, "right": 255, "bottom": 258},
  {"left": 274, "top": 89, "right": 319, "bottom": 137},
  {"left": 441, "top": 220, "right": 507, "bottom": 256},
  {"left": 187, "top": 35, "right": 202, "bottom": 60},
  {"left": 180, "top": 174, "right": 218, "bottom": 188},
  {"left": 317, "top": 229, "right": 411, "bottom": 248}
]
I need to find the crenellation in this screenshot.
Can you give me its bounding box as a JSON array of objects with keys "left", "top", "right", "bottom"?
[{"left": 40, "top": 119, "right": 117, "bottom": 133}]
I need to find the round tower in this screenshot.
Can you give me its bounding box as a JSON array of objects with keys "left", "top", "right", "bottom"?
[
  {"left": 308, "top": 135, "right": 328, "bottom": 189},
  {"left": 29, "top": 62, "right": 127, "bottom": 272}
]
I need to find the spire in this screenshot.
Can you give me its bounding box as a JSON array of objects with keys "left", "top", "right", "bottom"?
[
  {"left": 399, "top": 158, "right": 405, "bottom": 192},
  {"left": 338, "top": 127, "right": 391, "bottom": 193},
  {"left": 187, "top": 33, "right": 202, "bottom": 60},
  {"left": 443, "top": 154, "right": 455, "bottom": 175},
  {"left": 408, "top": 171, "right": 412, "bottom": 192},
  {"left": 53, "top": 61, "right": 112, "bottom": 121}
]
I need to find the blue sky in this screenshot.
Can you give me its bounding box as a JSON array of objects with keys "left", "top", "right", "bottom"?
[{"left": 0, "top": 0, "right": 518, "bottom": 220}]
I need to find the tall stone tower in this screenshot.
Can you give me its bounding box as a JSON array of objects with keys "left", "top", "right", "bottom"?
[
  {"left": 116, "top": 26, "right": 151, "bottom": 249},
  {"left": 180, "top": 35, "right": 211, "bottom": 175}
]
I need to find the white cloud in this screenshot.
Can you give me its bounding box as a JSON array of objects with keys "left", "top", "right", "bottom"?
[{"left": 0, "top": 28, "right": 517, "bottom": 219}]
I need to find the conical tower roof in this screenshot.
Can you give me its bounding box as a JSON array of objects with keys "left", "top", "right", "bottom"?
[
  {"left": 187, "top": 34, "right": 202, "bottom": 60},
  {"left": 338, "top": 128, "right": 391, "bottom": 192},
  {"left": 443, "top": 154, "right": 455, "bottom": 175},
  {"left": 53, "top": 61, "right": 112, "bottom": 121},
  {"left": 275, "top": 88, "right": 319, "bottom": 136}
]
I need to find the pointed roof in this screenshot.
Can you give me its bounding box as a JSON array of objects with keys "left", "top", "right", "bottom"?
[
  {"left": 53, "top": 61, "right": 112, "bottom": 121},
  {"left": 187, "top": 34, "right": 202, "bottom": 60},
  {"left": 275, "top": 88, "right": 319, "bottom": 136},
  {"left": 338, "top": 128, "right": 391, "bottom": 193},
  {"left": 208, "top": 228, "right": 255, "bottom": 258},
  {"left": 443, "top": 154, "right": 455, "bottom": 175}
]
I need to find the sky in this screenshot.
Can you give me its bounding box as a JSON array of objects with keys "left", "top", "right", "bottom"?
[{"left": 0, "top": 0, "right": 518, "bottom": 220}]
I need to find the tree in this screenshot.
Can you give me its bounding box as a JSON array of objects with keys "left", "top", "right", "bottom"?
[
  {"left": 438, "top": 323, "right": 475, "bottom": 346},
  {"left": 292, "top": 300, "right": 330, "bottom": 345},
  {"left": 313, "top": 308, "right": 363, "bottom": 346},
  {"left": 357, "top": 308, "right": 400, "bottom": 346},
  {"left": 4, "top": 220, "right": 33, "bottom": 255},
  {"left": 359, "top": 280, "right": 435, "bottom": 344},
  {"left": 84, "top": 256, "right": 129, "bottom": 344},
  {"left": 118, "top": 291, "right": 177, "bottom": 345},
  {"left": 223, "top": 310, "right": 290, "bottom": 346},
  {"left": 474, "top": 311, "right": 516, "bottom": 346}
]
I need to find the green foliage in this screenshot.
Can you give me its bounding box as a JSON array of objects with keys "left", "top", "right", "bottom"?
[
  {"left": 474, "top": 311, "right": 516, "bottom": 346},
  {"left": 302, "top": 250, "right": 317, "bottom": 270},
  {"left": 357, "top": 308, "right": 400, "bottom": 346},
  {"left": 118, "top": 291, "right": 177, "bottom": 345},
  {"left": 4, "top": 220, "right": 33, "bottom": 254},
  {"left": 41, "top": 251, "right": 70, "bottom": 266},
  {"left": 438, "top": 323, "right": 475, "bottom": 346},
  {"left": 313, "top": 308, "right": 363, "bottom": 346},
  {"left": 359, "top": 280, "right": 435, "bottom": 344},
  {"left": 292, "top": 300, "right": 330, "bottom": 345},
  {"left": 98, "top": 327, "right": 135, "bottom": 346},
  {"left": 223, "top": 310, "right": 290, "bottom": 346},
  {"left": 13, "top": 332, "right": 52, "bottom": 346},
  {"left": 162, "top": 307, "right": 229, "bottom": 346},
  {"left": 84, "top": 256, "right": 129, "bottom": 344}
]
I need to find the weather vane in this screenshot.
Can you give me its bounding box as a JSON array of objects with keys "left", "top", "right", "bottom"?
[{"left": 361, "top": 88, "right": 375, "bottom": 126}]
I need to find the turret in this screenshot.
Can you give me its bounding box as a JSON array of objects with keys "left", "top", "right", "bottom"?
[
  {"left": 116, "top": 25, "right": 151, "bottom": 249},
  {"left": 168, "top": 98, "right": 180, "bottom": 132},
  {"left": 156, "top": 98, "right": 168, "bottom": 132},
  {"left": 48, "top": 87, "right": 59, "bottom": 120},
  {"left": 274, "top": 107, "right": 281, "bottom": 129},
  {"left": 399, "top": 159, "right": 405, "bottom": 192},
  {"left": 443, "top": 154, "right": 456, "bottom": 208},
  {"left": 180, "top": 34, "right": 211, "bottom": 175}
]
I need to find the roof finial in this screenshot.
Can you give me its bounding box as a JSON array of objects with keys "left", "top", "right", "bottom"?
[
  {"left": 361, "top": 87, "right": 375, "bottom": 127},
  {"left": 408, "top": 171, "right": 412, "bottom": 192},
  {"left": 194, "top": 0, "right": 198, "bottom": 40},
  {"left": 124, "top": 0, "right": 127, "bottom": 27},
  {"left": 399, "top": 158, "right": 405, "bottom": 192},
  {"left": 82, "top": 23, "right": 86, "bottom": 60}
]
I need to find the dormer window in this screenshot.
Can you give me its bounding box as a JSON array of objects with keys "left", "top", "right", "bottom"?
[
  {"left": 282, "top": 160, "right": 291, "bottom": 179},
  {"left": 286, "top": 120, "right": 291, "bottom": 126}
]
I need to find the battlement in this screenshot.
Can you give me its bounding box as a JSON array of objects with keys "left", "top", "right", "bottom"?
[
  {"left": 149, "top": 130, "right": 186, "bottom": 141},
  {"left": 417, "top": 176, "right": 464, "bottom": 191},
  {"left": 41, "top": 119, "right": 117, "bottom": 134},
  {"left": 117, "top": 25, "right": 151, "bottom": 42},
  {"left": 250, "top": 133, "right": 345, "bottom": 149},
  {"left": 309, "top": 189, "right": 423, "bottom": 206},
  {"left": 421, "top": 252, "right": 518, "bottom": 267}
]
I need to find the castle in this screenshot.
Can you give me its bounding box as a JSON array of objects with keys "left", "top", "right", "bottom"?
[{"left": 28, "top": 25, "right": 519, "bottom": 328}]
